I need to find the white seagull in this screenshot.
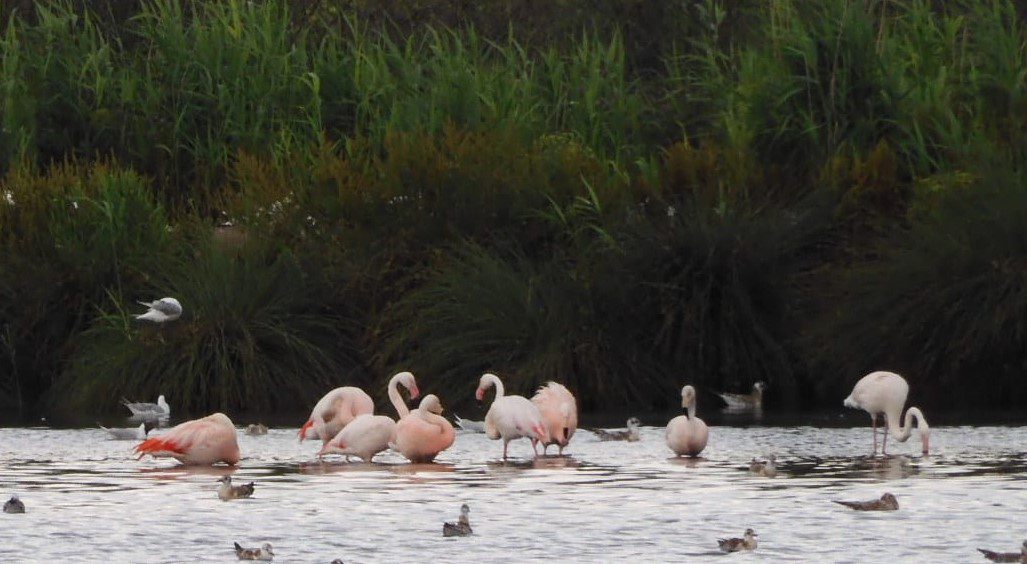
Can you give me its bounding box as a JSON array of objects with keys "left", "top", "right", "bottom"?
[
  {"left": 99, "top": 421, "right": 150, "bottom": 440},
  {"left": 122, "top": 395, "right": 171, "bottom": 419},
  {"left": 135, "top": 297, "right": 183, "bottom": 323}
]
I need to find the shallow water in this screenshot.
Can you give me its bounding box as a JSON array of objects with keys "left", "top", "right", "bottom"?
[{"left": 1, "top": 419, "right": 1025, "bottom": 563}]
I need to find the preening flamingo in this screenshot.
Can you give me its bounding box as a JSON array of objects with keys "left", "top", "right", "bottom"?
[
  {"left": 476, "top": 373, "right": 549, "bottom": 459},
  {"left": 134, "top": 412, "right": 240, "bottom": 465},
  {"left": 531, "top": 382, "right": 578, "bottom": 455},
  {"left": 666, "top": 385, "right": 709, "bottom": 457},
  {"left": 393, "top": 394, "right": 455, "bottom": 463},
  {"left": 299, "top": 386, "right": 375, "bottom": 444},
  {"left": 843, "top": 371, "right": 930, "bottom": 455},
  {"left": 318, "top": 372, "right": 419, "bottom": 462}
]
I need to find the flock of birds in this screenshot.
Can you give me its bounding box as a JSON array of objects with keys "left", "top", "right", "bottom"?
[{"left": 2, "top": 298, "right": 1020, "bottom": 560}]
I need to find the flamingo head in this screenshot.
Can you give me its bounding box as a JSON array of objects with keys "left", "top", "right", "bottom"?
[
  {"left": 920, "top": 427, "right": 931, "bottom": 455},
  {"left": 395, "top": 371, "right": 419, "bottom": 400},
  {"left": 680, "top": 385, "right": 696, "bottom": 409},
  {"left": 318, "top": 442, "right": 344, "bottom": 456},
  {"left": 475, "top": 387, "right": 485, "bottom": 401},
  {"left": 532, "top": 423, "right": 550, "bottom": 443},
  {"left": 420, "top": 394, "right": 444, "bottom": 414},
  {"left": 476, "top": 373, "right": 495, "bottom": 401}
]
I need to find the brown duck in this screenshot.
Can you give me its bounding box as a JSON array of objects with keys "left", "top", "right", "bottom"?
[
  {"left": 218, "top": 476, "right": 255, "bottom": 501},
  {"left": 718, "top": 528, "right": 758, "bottom": 552},
  {"left": 234, "top": 542, "right": 273, "bottom": 561},
  {"left": 977, "top": 540, "right": 1027, "bottom": 562},
  {"left": 443, "top": 504, "right": 472, "bottom": 537},
  {"left": 833, "top": 492, "right": 898, "bottom": 511}
]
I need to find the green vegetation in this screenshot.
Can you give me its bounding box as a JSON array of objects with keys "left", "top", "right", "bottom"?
[{"left": 1, "top": 0, "right": 1025, "bottom": 415}]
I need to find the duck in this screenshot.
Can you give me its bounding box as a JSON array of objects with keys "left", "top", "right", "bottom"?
[
  {"left": 453, "top": 414, "right": 486, "bottom": 433},
  {"left": 99, "top": 421, "right": 151, "bottom": 440},
  {"left": 977, "top": 540, "right": 1027, "bottom": 562},
  {"left": 245, "top": 424, "right": 268, "bottom": 436},
  {"left": 3, "top": 495, "right": 25, "bottom": 514},
  {"left": 718, "top": 528, "right": 758, "bottom": 552},
  {"left": 234, "top": 542, "right": 273, "bottom": 561},
  {"left": 217, "top": 476, "right": 255, "bottom": 501},
  {"left": 749, "top": 455, "right": 777, "bottom": 478},
  {"left": 716, "top": 382, "right": 765, "bottom": 410},
  {"left": 442, "top": 504, "right": 472, "bottom": 537},
  {"left": 833, "top": 492, "right": 898, "bottom": 511},
  {"left": 591, "top": 417, "right": 641, "bottom": 442}
]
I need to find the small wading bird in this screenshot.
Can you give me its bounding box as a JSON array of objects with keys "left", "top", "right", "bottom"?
[
  {"left": 453, "top": 414, "right": 485, "bottom": 433},
  {"left": 122, "top": 395, "right": 170, "bottom": 419},
  {"left": 135, "top": 297, "right": 183, "bottom": 323},
  {"left": 99, "top": 421, "right": 152, "bottom": 440},
  {"left": 666, "top": 385, "right": 709, "bottom": 457},
  {"left": 392, "top": 394, "right": 455, "bottom": 463},
  {"left": 977, "top": 540, "right": 1027, "bottom": 563},
  {"left": 531, "top": 382, "right": 578, "bottom": 455},
  {"left": 592, "top": 417, "right": 641, "bottom": 442},
  {"left": 245, "top": 424, "right": 268, "bottom": 436},
  {"left": 442, "top": 504, "right": 472, "bottom": 537},
  {"left": 833, "top": 492, "right": 899, "bottom": 511},
  {"left": 3, "top": 495, "right": 25, "bottom": 514},
  {"left": 718, "top": 528, "right": 758, "bottom": 553},
  {"left": 749, "top": 455, "right": 777, "bottom": 478},
  {"left": 134, "top": 412, "right": 240, "bottom": 465},
  {"left": 843, "top": 371, "right": 930, "bottom": 455},
  {"left": 234, "top": 542, "right": 273, "bottom": 561},
  {"left": 716, "top": 381, "right": 765, "bottom": 410},
  {"left": 299, "top": 385, "right": 376, "bottom": 446},
  {"left": 476, "top": 373, "right": 549, "bottom": 459},
  {"left": 217, "top": 476, "right": 255, "bottom": 501},
  {"left": 318, "top": 372, "right": 418, "bottom": 462}
]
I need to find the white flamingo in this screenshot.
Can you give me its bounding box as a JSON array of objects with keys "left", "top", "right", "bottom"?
[
  {"left": 843, "top": 371, "right": 930, "bottom": 455},
  {"left": 476, "top": 373, "right": 548, "bottom": 459},
  {"left": 666, "top": 385, "right": 709, "bottom": 457}
]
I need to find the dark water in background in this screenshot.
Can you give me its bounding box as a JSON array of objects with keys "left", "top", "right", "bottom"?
[{"left": 1, "top": 406, "right": 1026, "bottom": 563}]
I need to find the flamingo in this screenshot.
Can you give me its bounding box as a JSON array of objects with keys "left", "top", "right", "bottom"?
[
  {"left": 393, "top": 394, "right": 455, "bottom": 463},
  {"left": 666, "top": 385, "right": 709, "bottom": 457},
  {"left": 843, "top": 371, "right": 930, "bottom": 455},
  {"left": 318, "top": 372, "right": 419, "bottom": 462},
  {"left": 299, "top": 386, "right": 375, "bottom": 445},
  {"left": 475, "top": 373, "right": 549, "bottom": 459},
  {"left": 134, "top": 412, "right": 240, "bottom": 465},
  {"left": 531, "top": 382, "right": 578, "bottom": 455}
]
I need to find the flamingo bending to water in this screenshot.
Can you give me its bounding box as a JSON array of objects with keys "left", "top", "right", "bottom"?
[
  {"left": 134, "top": 412, "right": 240, "bottom": 465},
  {"left": 393, "top": 394, "right": 455, "bottom": 463},
  {"left": 843, "top": 371, "right": 930, "bottom": 455},
  {"left": 666, "top": 385, "right": 709, "bottom": 457},
  {"left": 319, "top": 372, "right": 419, "bottom": 462},
  {"left": 476, "top": 373, "right": 548, "bottom": 459},
  {"left": 531, "top": 382, "right": 578, "bottom": 455},
  {"left": 299, "top": 386, "right": 376, "bottom": 445}
]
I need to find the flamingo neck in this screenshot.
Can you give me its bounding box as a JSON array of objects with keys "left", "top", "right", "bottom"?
[
  {"left": 419, "top": 410, "right": 448, "bottom": 432},
  {"left": 886, "top": 406, "right": 928, "bottom": 442},
  {"left": 388, "top": 376, "right": 410, "bottom": 418},
  {"left": 685, "top": 403, "right": 696, "bottom": 420},
  {"left": 484, "top": 374, "right": 505, "bottom": 398}
]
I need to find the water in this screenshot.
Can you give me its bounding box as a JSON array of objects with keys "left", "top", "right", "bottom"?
[{"left": 1, "top": 418, "right": 1026, "bottom": 563}]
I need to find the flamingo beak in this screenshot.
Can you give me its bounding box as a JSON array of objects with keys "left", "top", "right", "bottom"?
[
  {"left": 922, "top": 435, "right": 930, "bottom": 455},
  {"left": 409, "top": 385, "right": 420, "bottom": 400},
  {"left": 475, "top": 388, "right": 484, "bottom": 401}
]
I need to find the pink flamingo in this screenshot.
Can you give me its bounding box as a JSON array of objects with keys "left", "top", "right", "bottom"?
[
  {"left": 531, "top": 382, "right": 578, "bottom": 455},
  {"left": 476, "top": 373, "right": 549, "bottom": 459},
  {"left": 392, "top": 394, "right": 455, "bottom": 463},
  {"left": 844, "top": 371, "right": 930, "bottom": 455},
  {"left": 134, "top": 412, "right": 240, "bottom": 465},
  {"left": 299, "top": 386, "right": 375, "bottom": 444},
  {"left": 318, "top": 371, "right": 419, "bottom": 462},
  {"left": 666, "top": 385, "right": 709, "bottom": 457}
]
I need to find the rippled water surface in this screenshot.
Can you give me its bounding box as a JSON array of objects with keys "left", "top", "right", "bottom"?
[{"left": 2, "top": 417, "right": 1026, "bottom": 563}]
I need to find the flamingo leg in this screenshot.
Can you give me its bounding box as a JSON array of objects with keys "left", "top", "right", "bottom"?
[
  {"left": 558, "top": 444, "right": 564, "bottom": 456},
  {"left": 881, "top": 415, "right": 888, "bottom": 455},
  {"left": 503, "top": 440, "right": 509, "bottom": 460},
  {"left": 871, "top": 414, "right": 878, "bottom": 456},
  {"left": 530, "top": 438, "right": 539, "bottom": 457}
]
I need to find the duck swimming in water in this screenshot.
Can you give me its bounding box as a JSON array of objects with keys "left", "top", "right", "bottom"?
[
  {"left": 833, "top": 492, "right": 898, "bottom": 511},
  {"left": 749, "top": 455, "right": 777, "bottom": 478},
  {"left": 716, "top": 382, "right": 765, "bottom": 410},
  {"left": 3, "top": 495, "right": 25, "bottom": 514},
  {"left": 592, "top": 417, "right": 641, "bottom": 442},
  {"left": 718, "top": 528, "right": 758, "bottom": 552},
  {"left": 217, "top": 476, "right": 255, "bottom": 501},
  {"left": 245, "top": 424, "right": 268, "bottom": 436},
  {"left": 234, "top": 542, "right": 273, "bottom": 561},
  {"left": 977, "top": 540, "right": 1027, "bottom": 562},
  {"left": 443, "top": 504, "right": 472, "bottom": 537}
]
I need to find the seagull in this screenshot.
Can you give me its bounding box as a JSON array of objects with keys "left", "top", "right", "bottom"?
[
  {"left": 218, "top": 476, "right": 255, "bottom": 501},
  {"left": 718, "top": 528, "right": 758, "bottom": 552},
  {"left": 122, "top": 395, "right": 170, "bottom": 419},
  {"left": 453, "top": 414, "right": 485, "bottom": 433},
  {"left": 716, "top": 382, "right": 765, "bottom": 410},
  {"left": 135, "top": 297, "right": 183, "bottom": 323},
  {"left": 977, "top": 540, "right": 1027, "bottom": 562},
  {"left": 443, "top": 504, "right": 472, "bottom": 537},
  {"left": 591, "top": 417, "right": 641, "bottom": 442},
  {"left": 245, "top": 424, "right": 268, "bottom": 436},
  {"left": 749, "top": 455, "right": 777, "bottom": 478},
  {"left": 833, "top": 492, "right": 899, "bottom": 511},
  {"left": 234, "top": 542, "right": 273, "bottom": 561},
  {"left": 3, "top": 496, "right": 25, "bottom": 514},
  {"left": 99, "top": 421, "right": 151, "bottom": 440}
]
